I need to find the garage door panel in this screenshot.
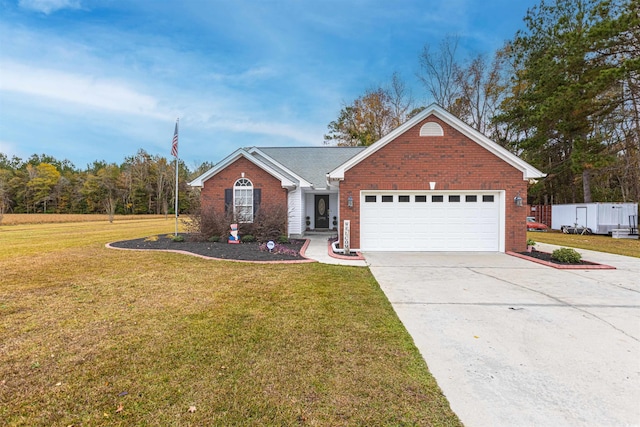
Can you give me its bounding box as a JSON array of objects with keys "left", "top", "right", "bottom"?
[{"left": 360, "top": 192, "right": 501, "bottom": 251}]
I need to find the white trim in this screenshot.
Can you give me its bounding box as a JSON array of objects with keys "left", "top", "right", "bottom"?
[
  {"left": 287, "top": 186, "right": 304, "bottom": 236},
  {"left": 498, "top": 190, "right": 506, "bottom": 252},
  {"left": 233, "top": 178, "right": 253, "bottom": 223},
  {"left": 302, "top": 188, "right": 340, "bottom": 231},
  {"left": 328, "top": 104, "right": 545, "bottom": 181},
  {"left": 187, "top": 148, "right": 297, "bottom": 188}
]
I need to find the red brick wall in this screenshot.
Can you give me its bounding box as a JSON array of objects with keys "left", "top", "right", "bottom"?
[
  {"left": 200, "top": 156, "right": 287, "bottom": 216},
  {"left": 339, "top": 116, "right": 528, "bottom": 252}
]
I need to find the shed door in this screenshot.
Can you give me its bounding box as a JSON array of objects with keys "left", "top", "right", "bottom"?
[{"left": 576, "top": 207, "right": 587, "bottom": 228}]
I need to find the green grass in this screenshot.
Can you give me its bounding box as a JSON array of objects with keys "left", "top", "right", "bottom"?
[
  {"left": 527, "top": 230, "right": 640, "bottom": 258},
  {"left": 0, "top": 218, "right": 460, "bottom": 426}
]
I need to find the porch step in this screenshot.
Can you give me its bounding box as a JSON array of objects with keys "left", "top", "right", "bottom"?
[{"left": 304, "top": 229, "right": 337, "bottom": 236}]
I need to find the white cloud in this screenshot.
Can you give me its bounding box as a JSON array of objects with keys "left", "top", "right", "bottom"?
[
  {"left": 0, "top": 140, "right": 23, "bottom": 159},
  {"left": 212, "top": 119, "right": 319, "bottom": 146},
  {"left": 0, "top": 62, "right": 169, "bottom": 120},
  {"left": 205, "top": 66, "right": 277, "bottom": 84},
  {"left": 18, "top": 0, "right": 82, "bottom": 14},
  {"left": 0, "top": 61, "right": 322, "bottom": 151}
]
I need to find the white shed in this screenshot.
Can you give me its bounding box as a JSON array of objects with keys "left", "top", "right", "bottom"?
[{"left": 551, "top": 203, "right": 638, "bottom": 235}]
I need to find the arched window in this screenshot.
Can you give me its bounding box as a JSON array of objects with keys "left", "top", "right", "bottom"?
[{"left": 234, "top": 178, "right": 253, "bottom": 222}]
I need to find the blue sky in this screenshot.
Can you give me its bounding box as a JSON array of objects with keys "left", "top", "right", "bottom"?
[{"left": 0, "top": 0, "right": 538, "bottom": 170}]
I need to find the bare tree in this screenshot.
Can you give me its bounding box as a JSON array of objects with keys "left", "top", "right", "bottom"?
[
  {"left": 453, "top": 54, "right": 506, "bottom": 135},
  {"left": 417, "top": 35, "right": 460, "bottom": 109},
  {"left": 387, "top": 72, "right": 413, "bottom": 128}
]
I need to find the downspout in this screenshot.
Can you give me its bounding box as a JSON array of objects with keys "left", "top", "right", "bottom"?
[{"left": 331, "top": 239, "right": 361, "bottom": 254}]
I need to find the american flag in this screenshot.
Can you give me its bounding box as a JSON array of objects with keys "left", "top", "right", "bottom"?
[{"left": 171, "top": 119, "right": 179, "bottom": 157}]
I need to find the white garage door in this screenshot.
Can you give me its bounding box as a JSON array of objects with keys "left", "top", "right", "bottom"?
[{"left": 360, "top": 192, "right": 502, "bottom": 251}]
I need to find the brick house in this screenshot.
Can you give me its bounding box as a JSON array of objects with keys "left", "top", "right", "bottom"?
[{"left": 189, "top": 104, "right": 545, "bottom": 252}]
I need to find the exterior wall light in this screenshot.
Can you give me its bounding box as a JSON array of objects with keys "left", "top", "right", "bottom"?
[
  {"left": 347, "top": 195, "right": 353, "bottom": 208},
  {"left": 514, "top": 191, "right": 523, "bottom": 207}
]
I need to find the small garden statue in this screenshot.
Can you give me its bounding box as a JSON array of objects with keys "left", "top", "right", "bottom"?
[{"left": 228, "top": 223, "right": 240, "bottom": 244}]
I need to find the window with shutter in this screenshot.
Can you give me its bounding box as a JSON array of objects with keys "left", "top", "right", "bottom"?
[
  {"left": 233, "top": 178, "right": 253, "bottom": 222},
  {"left": 253, "top": 188, "right": 261, "bottom": 220},
  {"left": 224, "top": 189, "right": 233, "bottom": 214}
]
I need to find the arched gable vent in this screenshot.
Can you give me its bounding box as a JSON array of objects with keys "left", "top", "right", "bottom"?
[{"left": 419, "top": 122, "right": 444, "bottom": 137}]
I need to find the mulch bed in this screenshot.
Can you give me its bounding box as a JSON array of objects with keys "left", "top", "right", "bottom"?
[
  {"left": 108, "top": 234, "right": 309, "bottom": 262},
  {"left": 517, "top": 250, "right": 598, "bottom": 266},
  {"left": 509, "top": 249, "right": 616, "bottom": 270}
]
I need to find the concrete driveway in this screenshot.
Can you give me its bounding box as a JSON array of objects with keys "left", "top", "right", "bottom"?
[{"left": 365, "top": 244, "right": 640, "bottom": 427}]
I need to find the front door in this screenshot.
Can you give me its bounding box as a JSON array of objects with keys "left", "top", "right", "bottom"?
[{"left": 314, "top": 195, "right": 329, "bottom": 229}]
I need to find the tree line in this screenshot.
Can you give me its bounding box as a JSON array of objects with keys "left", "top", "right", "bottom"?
[
  {"left": 2, "top": 1, "right": 637, "bottom": 217},
  {"left": 324, "top": 0, "right": 639, "bottom": 205},
  {"left": 0, "top": 150, "right": 211, "bottom": 222}
]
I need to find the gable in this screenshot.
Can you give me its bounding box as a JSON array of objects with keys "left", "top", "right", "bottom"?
[
  {"left": 256, "top": 147, "right": 367, "bottom": 189},
  {"left": 189, "top": 146, "right": 368, "bottom": 190},
  {"left": 188, "top": 148, "right": 299, "bottom": 189},
  {"left": 329, "top": 104, "right": 545, "bottom": 181},
  {"left": 345, "top": 115, "right": 524, "bottom": 186},
  {"left": 198, "top": 155, "right": 288, "bottom": 223},
  {"left": 203, "top": 156, "right": 285, "bottom": 191}
]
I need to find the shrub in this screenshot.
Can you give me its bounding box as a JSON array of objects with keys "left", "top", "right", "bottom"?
[
  {"left": 241, "top": 234, "right": 256, "bottom": 243},
  {"left": 244, "top": 203, "right": 288, "bottom": 243},
  {"left": 551, "top": 247, "right": 582, "bottom": 263},
  {"left": 187, "top": 204, "right": 234, "bottom": 242},
  {"left": 526, "top": 238, "right": 536, "bottom": 247},
  {"left": 277, "top": 235, "right": 290, "bottom": 244},
  {"left": 188, "top": 201, "right": 288, "bottom": 243},
  {"left": 170, "top": 234, "right": 185, "bottom": 242}
]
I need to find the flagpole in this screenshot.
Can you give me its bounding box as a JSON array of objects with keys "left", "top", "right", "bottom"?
[
  {"left": 173, "top": 118, "right": 179, "bottom": 236},
  {"left": 174, "top": 155, "right": 179, "bottom": 236}
]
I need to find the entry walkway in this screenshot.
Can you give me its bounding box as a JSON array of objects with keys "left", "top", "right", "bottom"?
[{"left": 302, "top": 232, "right": 367, "bottom": 267}]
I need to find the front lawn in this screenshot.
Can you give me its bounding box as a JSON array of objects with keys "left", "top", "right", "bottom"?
[
  {"left": 0, "top": 218, "right": 460, "bottom": 426},
  {"left": 527, "top": 230, "right": 640, "bottom": 258}
]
